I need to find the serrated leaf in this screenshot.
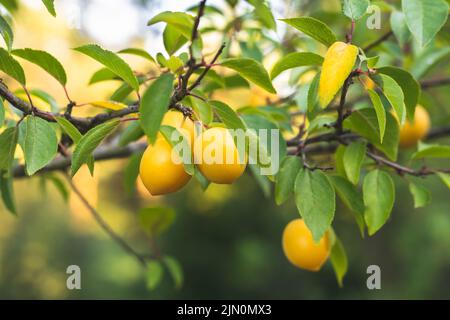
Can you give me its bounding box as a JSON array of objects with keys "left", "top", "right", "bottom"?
[
  {"left": 294, "top": 169, "right": 335, "bottom": 242},
  {"left": 367, "top": 89, "right": 386, "bottom": 143},
  {"left": 41, "top": 0, "right": 56, "bottom": 16},
  {"left": 159, "top": 125, "right": 194, "bottom": 175},
  {"left": 343, "top": 141, "right": 366, "bottom": 185},
  {"left": 146, "top": 261, "right": 164, "bottom": 290},
  {"left": 118, "top": 48, "right": 155, "bottom": 63},
  {"left": 280, "top": 17, "right": 337, "bottom": 47},
  {"left": 0, "top": 127, "right": 17, "bottom": 170},
  {"left": 0, "top": 169, "right": 16, "bottom": 215},
  {"left": 220, "top": 58, "right": 276, "bottom": 94},
  {"left": 139, "top": 73, "right": 174, "bottom": 144},
  {"left": 0, "top": 47, "right": 25, "bottom": 85},
  {"left": 344, "top": 108, "right": 400, "bottom": 161},
  {"left": 74, "top": 44, "right": 139, "bottom": 92},
  {"left": 210, "top": 100, "right": 246, "bottom": 130},
  {"left": 412, "top": 141, "right": 450, "bottom": 159},
  {"left": 341, "top": 0, "right": 369, "bottom": 20},
  {"left": 88, "top": 101, "right": 128, "bottom": 111},
  {"left": 12, "top": 48, "right": 67, "bottom": 86},
  {"left": 275, "top": 156, "right": 302, "bottom": 205},
  {"left": 408, "top": 181, "right": 431, "bottom": 208},
  {"left": 270, "top": 52, "right": 323, "bottom": 80},
  {"left": 377, "top": 67, "right": 419, "bottom": 122},
  {"left": 0, "top": 14, "right": 13, "bottom": 51},
  {"left": 138, "top": 206, "right": 176, "bottom": 236},
  {"left": 330, "top": 237, "right": 348, "bottom": 287},
  {"left": 71, "top": 120, "right": 119, "bottom": 176},
  {"left": 163, "top": 256, "right": 183, "bottom": 289},
  {"left": 363, "top": 170, "right": 395, "bottom": 236},
  {"left": 402, "top": 0, "right": 449, "bottom": 47},
  {"left": 20, "top": 116, "right": 58, "bottom": 176},
  {"left": 329, "top": 175, "right": 365, "bottom": 236}
]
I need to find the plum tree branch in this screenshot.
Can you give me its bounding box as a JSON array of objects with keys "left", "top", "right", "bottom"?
[{"left": 363, "top": 30, "right": 393, "bottom": 52}]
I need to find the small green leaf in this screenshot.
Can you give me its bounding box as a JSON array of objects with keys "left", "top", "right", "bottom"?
[
  {"left": 408, "top": 181, "right": 431, "bottom": 208},
  {"left": 89, "top": 68, "right": 119, "bottom": 85},
  {"left": 341, "top": 0, "right": 370, "bottom": 20},
  {"left": 330, "top": 238, "right": 348, "bottom": 287},
  {"left": 379, "top": 74, "right": 406, "bottom": 125},
  {"left": 159, "top": 125, "right": 194, "bottom": 175},
  {"left": 329, "top": 175, "right": 365, "bottom": 236},
  {"left": 248, "top": 0, "right": 276, "bottom": 31},
  {"left": 146, "top": 261, "right": 164, "bottom": 290},
  {"left": 363, "top": 170, "right": 395, "bottom": 236},
  {"left": 163, "top": 25, "right": 188, "bottom": 55},
  {"left": 412, "top": 142, "right": 450, "bottom": 159},
  {"left": 0, "top": 169, "right": 16, "bottom": 215},
  {"left": 366, "top": 89, "right": 386, "bottom": 143},
  {"left": 437, "top": 172, "right": 450, "bottom": 188},
  {"left": 138, "top": 206, "right": 176, "bottom": 236},
  {"left": 377, "top": 67, "right": 420, "bottom": 122},
  {"left": 280, "top": 17, "right": 337, "bottom": 47},
  {"left": 0, "top": 48, "right": 25, "bottom": 85},
  {"left": 71, "top": 120, "right": 120, "bottom": 176},
  {"left": 294, "top": 169, "right": 335, "bottom": 242},
  {"left": 139, "top": 73, "right": 175, "bottom": 144},
  {"left": 119, "top": 121, "right": 144, "bottom": 147},
  {"left": 390, "top": 11, "right": 411, "bottom": 46},
  {"left": 189, "top": 95, "right": 213, "bottom": 125},
  {"left": 402, "top": 0, "right": 449, "bottom": 47},
  {"left": 12, "top": 48, "right": 67, "bottom": 86},
  {"left": 343, "top": 141, "right": 366, "bottom": 185},
  {"left": 118, "top": 48, "right": 155, "bottom": 63},
  {"left": 74, "top": 44, "right": 139, "bottom": 92},
  {"left": 220, "top": 58, "right": 276, "bottom": 94},
  {"left": 20, "top": 116, "right": 58, "bottom": 176},
  {"left": 147, "top": 11, "right": 194, "bottom": 39},
  {"left": 275, "top": 156, "right": 302, "bottom": 205},
  {"left": 55, "top": 116, "right": 82, "bottom": 142},
  {"left": 41, "top": 0, "right": 56, "bottom": 16},
  {"left": 0, "top": 127, "right": 18, "bottom": 170},
  {"left": 0, "top": 14, "right": 13, "bottom": 51},
  {"left": 270, "top": 52, "right": 323, "bottom": 80},
  {"left": 163, "top": 256, "right": 183, "bottom": 289},
  {"left": 210, "top": 100, "right": 246, "bottom": 130}
]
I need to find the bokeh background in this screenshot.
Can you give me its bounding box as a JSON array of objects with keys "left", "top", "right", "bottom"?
[{"left": 0, "top": 0, "right": 449, "bottom": 299}]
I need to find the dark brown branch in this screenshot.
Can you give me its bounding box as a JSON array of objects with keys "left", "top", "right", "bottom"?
[
  {"left": 188, "top": 43, "right": 226, "bottom": 91},
  {"left": 426, "top": 126, "right": 450, "bottom": 141},
  {"left": 363, "top": 30, "right": 393, "bottom": 52},
  {"left": 421, "top": 77, "right": 450, "bottom": 89}
]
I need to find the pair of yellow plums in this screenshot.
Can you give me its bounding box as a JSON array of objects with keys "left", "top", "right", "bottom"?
[{"left": 139, "top": 111, "right": 246, "bottom": 196}]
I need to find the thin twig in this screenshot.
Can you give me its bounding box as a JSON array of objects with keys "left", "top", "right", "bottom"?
[{"left": 363, "top": 30, "right": 393, "bottom": 52}]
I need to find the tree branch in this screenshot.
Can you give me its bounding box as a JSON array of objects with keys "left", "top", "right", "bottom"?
[
  {"left": 363, "top": 30, "right": 393, "bottom": 52},
  {"left": 421, "top": 77, "right": 450, "bottom": 89}
]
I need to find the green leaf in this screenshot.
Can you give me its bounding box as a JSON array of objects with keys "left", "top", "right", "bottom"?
[
  {"left": 74, "top": 44, "right": 139, "bottom": 92},
  {"left": 280, "top": 17, "right": 337, "bottom": 47},
  {"left": 71, "top": 120, "right": 119, "bottom": 176},
  {"left": 41, "top": 0, "right": 56, "bottom": 17},
  {"left": 379, "top": 74, "right": 406, "bottom": 125},
  {"left": 119, "top": 121, "right": 144, "bottom": 147},
  {"left": 189, "top": 95, "right": 213, "bottom": 125},
  {"left": 343, "top": 141, "right": 366, "bottom": 185},
  {"left": 194, "top": 167, "right": 210, "bottom": 190},
  {"left": 408, "top": 181, "right": 431, "bottom": 208},
  {"left": 138, "top": 206, "right": 176, "bottom": 236},
  {"left": 89, "top": 68, "right": 119, "bottom": 85},
  {"left": 147, "top": 11, "right": 194, "bottom": 39},
  {"left": 437, "top": 172, "right": 450, "bottom": 188},
  {"left": 249, "top": 164, "right": 271, "bottom": 198},
  {"left": 118, "top": 48, "right": 155, "bottom": 63},
  {"left": 363, "top": 170, "right": 395, "bottom": 236},
  {"left": 0, "top": 170, "right": 16, "bottom": 215},
  {"left": 54, "top": 116, "right": 82, "bottom": 142},
  {"left": 139, "top": 73, "right": 174, "bottom": 144},
  {"left": 330, "top": 238, "right": 348, "bottom": 287},
  {"left": 123, "top": 152, "right": 143, "bottom": 196},
  {"left": 248, "top": 0, "right": 276, "bottom": 31},
  {"left": 402, "top": 0, "right": 449, "bottom": 47},
  {"left": 0, "top": 98, "right": 4, "bottom": 126},
  {"left": 146, "top": 261, "right": 164, "bottom": 291},
  {"left": 12, "top": 48, "right": 67, "bottom": 86},
  {"left": 335, "top": 145, "right": 347, "bottom": 178},
  {"left": 329, "top": 175, "right": 365, "bottom": 236},
  {"left": 163, "top": 25, "right": 189, "bottom": 55},
  {"left": 412, "top": 142, "right": 450, "bottom": 159},
  {"left": 344, "top": 108, "right": 400, "bottom": 161},
  {"left": 47, "top": 174, "right": 69, "bottom": 202},
  {"left": 20, "top": 116, "right": 58, "bottom": 176},
  {"left": 366, "top": 89, "right": 386, "bottom": 143},
  {"left": 275, "top": 156, "right": 302, "bottom": 205},
  {"left": 0, "top": 127, "right": 17, "bottom": 170},
  {"left": 0, "top": 48, "right": 25, "bottom": 85},
  {"left": 270, "top": 52, "right": 323, "bottom": 80},
  {"left": 294, "top": 169, "right": 335, "bottom": 242},
  {"left": 0, "top": 14, "right": 13, "bottom": 51},
  {"left": 377, "top": 67, "right": 420, "bottom": 122},
  {"left": 220, "top": 58, "right": 276, "bottom": 94},
  {"left": 163, "top": 256, "right": 183, "bottom": 289},
  {"left": 390, "top": 11, "right": 411, "bottom": 46},
  {"left": 411, "top": 47, "right": 450, "bottom": 79},
  {"left": 341, "top": 0, "right": 370, "bottom": 20},
  {"left": 159, "top": 125, "right": 194, "bottom": 175},
  {"left": 210, "top": 100, "right": 246, "bottom": 130}
]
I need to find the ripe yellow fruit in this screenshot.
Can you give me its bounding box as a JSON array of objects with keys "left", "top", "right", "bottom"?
[
  {"left": 249, "top": 86, "right": 278, "bottom": 107},
  {"left": 161, "top": 110, "right": 195, "bottom": 144},
  {"left": 194, "top": 127, "right": 246, "bottom": 184},
  {"left": 282, "top": 219, "right": 330, "bottom": 271},
  {"left": 399, "top": 105, "right": 431, "bottom": 148},
  {"left": 139, "top": 138, "right": 191, "bottom": 195},
  {"left": 319, "top": 41, "right": 358, "bottom": 108}
]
